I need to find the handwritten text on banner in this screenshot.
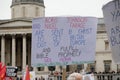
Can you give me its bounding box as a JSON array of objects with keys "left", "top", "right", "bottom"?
[
  {"left": 32, "top": 17, "right": 97, "bottom": 67},
  {"left": 103, "top": 0, "right": 120, "bottom": 64}
]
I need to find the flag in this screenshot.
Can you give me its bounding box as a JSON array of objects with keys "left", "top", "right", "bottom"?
[
  {"left": 0, "top": 65, "right": 6, "bottom": 80},
  {"left": 25, "top": 66, "right": 30, "bottom": 80},
  {"left": 0, "top": 63, "right": 3, "bottom": 70}
]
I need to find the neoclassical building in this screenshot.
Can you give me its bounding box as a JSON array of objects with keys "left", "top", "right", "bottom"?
[{"left": 0, "top": 0, "right": 119, "bottom": 76}]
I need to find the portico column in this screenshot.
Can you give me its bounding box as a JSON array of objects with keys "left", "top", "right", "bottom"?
[
  {"left": 12, "top": 34, "right": 16, "bottom": 66},
  {"left": 84, "top": 63, "right": 88, "bottom": 72},
  {"left": 44, "top": 66, "right": 49, "bottom": 72},
  {"left": 22, "top": 34, "right": 26, "bottom": 69},
  {"left": 1, "top": 35, "right": 5, "bottom": 64},
  {"left": 33, "top": 67, "right": 37, "bottom": 72},
  {"left": 55, "top": 66, "right": 60, "bottom": 72}
]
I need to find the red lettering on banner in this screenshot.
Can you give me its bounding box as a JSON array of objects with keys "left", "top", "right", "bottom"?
[
  {"left": 59, "top": 57, "right": 71, "bottom": 62},
  {"left": 67, "top": 17, "right": 87, "bottom": 23},
  {"left": 45, "top": 17, "right": 57, "bottom": 29},
  {"left": 70, "top": 23, "right": 84, "bottom": 28},
  {"left": 45, "top": 17, "right": 57, "bottom": 23},
  {"left": 67, "top": 17, "right": 87, "bottom": 28},
  {"left": 44, "top": 58, "right": 52, "bottom": 62},
  {"left": 45, "top": 24, "right": 57, "bottom": 29}
]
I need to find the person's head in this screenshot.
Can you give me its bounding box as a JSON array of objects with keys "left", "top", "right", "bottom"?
[
  {"left": 84, "top": 76, "right": 90, "bottom": 80},
  {"left": 67, "top": 73, "right": 83, "bottom": 80}
]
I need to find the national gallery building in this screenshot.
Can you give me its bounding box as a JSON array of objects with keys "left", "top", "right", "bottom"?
[{"left": 0, "top": 0, "right": 119, "bottom": 75}]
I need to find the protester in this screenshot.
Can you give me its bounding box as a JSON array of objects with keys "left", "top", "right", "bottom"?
[
  {"left": 84, "top": 76, "right": 91, "bottom": 80},
  {"left": 67, "top": 72, "right": 83, "bottom": 80}
]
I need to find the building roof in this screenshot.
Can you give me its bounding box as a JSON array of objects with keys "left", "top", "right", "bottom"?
[
  {"left": 11, "top": 0, "right": 45, "bottom": 7},
  {"left": 0, "top": 18, "right": 32, "bottom": 24},
  {"left": 0, "top": 18, "right": 106, "bottom": 33}
]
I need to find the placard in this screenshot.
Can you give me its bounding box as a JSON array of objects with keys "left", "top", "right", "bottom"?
[
  {"left": 6, "top": 66, "right": 18, "bottom": 77},
  {"left": 102, "top": 0, "right": 120, "bottom": 64},
  {"left": 32, "top": 17, "right": 97, "bottom": 67}
]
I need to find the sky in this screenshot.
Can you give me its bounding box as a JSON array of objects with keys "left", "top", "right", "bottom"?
[{"left": 0, "top": 0, "right": 112, "bottom": 19}]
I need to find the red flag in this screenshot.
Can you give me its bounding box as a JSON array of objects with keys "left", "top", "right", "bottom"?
[
  {"left": 0, "top": 65, "right": 6, "bottom": 80},
  {"left": 0, "top": 63, "right": 3, "bottom": 71},
  {"left": 25, "top": 66, "right": 30, "bottom": 80}
]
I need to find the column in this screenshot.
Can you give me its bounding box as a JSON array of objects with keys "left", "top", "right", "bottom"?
[
  {"left": 96, "top": 60, "right": 104, "bottom": 72},
  {"left": 44, "top": 66, "right": 49, "bottom": 72},
  {"left": 62, "top": 66, "right": 66, "bottom": 80},
  {"left": 84, "top": 63, "right": 88, "bottom": 72},
  {"left": 22, "top": 34, "right": 26, "bottom": 69},
  {"left": 1, "top": 35, "right": 5, "bottom": 64},
  {"left": 33, "top": 67, "right": 37, "bottom": 72},
  {"left": 12, "top": 34, "right": 16, "bottom": 66},
  {"left": 55, "top": 65, "right": 60, "bottom": 72}
]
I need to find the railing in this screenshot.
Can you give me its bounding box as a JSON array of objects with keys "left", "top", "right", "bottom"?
[
  {"left": 94, "top": 73, "right": 120, "bottom": 80},
  {"left": 16, "top": 73, "right": 120, "bottom": 80},
  {"left": 94, "top": 74, "right": 113, "bottom": 80}
]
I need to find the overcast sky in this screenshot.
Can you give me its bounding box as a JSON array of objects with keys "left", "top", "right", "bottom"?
[{"left": 0, "top": 0, "right": 112, "bottom": 19}]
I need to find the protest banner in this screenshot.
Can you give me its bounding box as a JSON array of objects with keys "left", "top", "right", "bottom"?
[
  {"left": 102, "top": 0, "right": 120, "bottom": 64},
  {"left": 32, "top": 17, "right": 97, "bottom": 67},
  {"left": 6, "top": 66, "right": 18, "bottom": 77}
]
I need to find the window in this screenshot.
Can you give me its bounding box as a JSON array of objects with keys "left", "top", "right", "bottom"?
[
  {"left": 104, "top": 60, "right": 111, "bottom": 72},
  {"left": 77, "top": 64, "right": 84, "bottom": 71},
  {"left": 105, "top": 40, "right": 109, "bottom": 50},
  {"left": 117, "top": 64, "right": 120, "bottom": 72},
  {"left": 66, "top": 65, "right": 70, "bottom": 72},
  {"left": 88, "top": 62, "right": 96, "bottom": 72},
  {"left": 38, "top": 67, "right": 44, "bottom": 71}
]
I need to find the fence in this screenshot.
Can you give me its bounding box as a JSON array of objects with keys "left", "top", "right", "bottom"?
[
  {"left": 16, "top": 73, "right": 120, "bottom": 80},
  {"left": 94, "top": 73, "right": 120, "bottom": 80}
]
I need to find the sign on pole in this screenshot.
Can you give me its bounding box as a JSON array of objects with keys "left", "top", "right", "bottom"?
[
  {"left": 102, "top": 0, "right": 120, "bottom": 64},
  {"left": 32, "top": 17, "right": 97, "bottom": 67},
  {"left": 6, "top": 66, "right": 18, "bottom": 77}
]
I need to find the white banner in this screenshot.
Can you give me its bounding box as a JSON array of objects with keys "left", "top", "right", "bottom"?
[
  {"left": 102, "top": 0, "right": 120, "bottom": 64},
  {"left": 32, "top": 17, "right": 97, "bottom": 67}
]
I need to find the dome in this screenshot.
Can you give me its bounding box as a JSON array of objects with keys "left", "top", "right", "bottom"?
[{"left": 11, "top": 0, "right": 44, "bottom": 7}]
